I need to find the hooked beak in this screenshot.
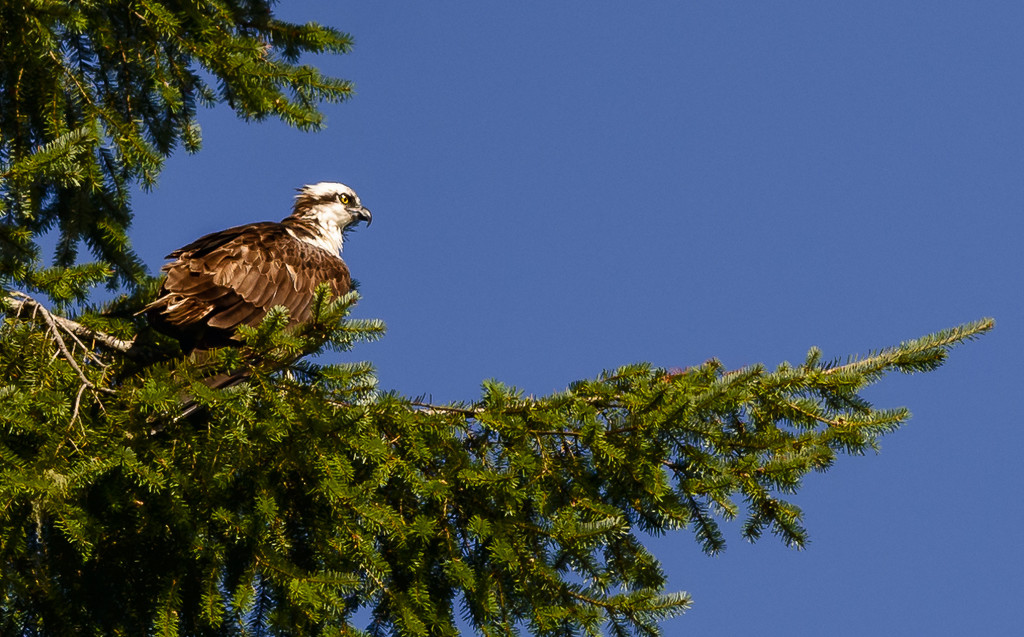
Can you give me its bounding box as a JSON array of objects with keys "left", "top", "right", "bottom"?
[{"left": 353, "top": 206, "right": 372, "bottom": 227}]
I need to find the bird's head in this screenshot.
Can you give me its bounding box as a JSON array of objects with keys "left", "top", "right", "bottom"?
[
  {"left": 293, "top": 182, "right": 372, "bottom": 229},
  {"left": 289, "top": 182, "right": 372, "bottom": 253}
]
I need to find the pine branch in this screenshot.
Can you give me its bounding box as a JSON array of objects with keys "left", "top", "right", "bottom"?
[
  {"left": 0, "top": 302, "right": 988, "bottom": 633},
  {"left": 822, "top": 317, "right": 994, "bottom": 376}
]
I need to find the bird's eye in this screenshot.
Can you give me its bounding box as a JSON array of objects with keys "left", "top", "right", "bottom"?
[{"left": 336, "top": 193, "right": 353, "bottom": 205}]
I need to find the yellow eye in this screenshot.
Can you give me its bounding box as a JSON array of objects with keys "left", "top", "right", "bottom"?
[{"left": 337, "top": 193, "right": 351, "bottom": 205}]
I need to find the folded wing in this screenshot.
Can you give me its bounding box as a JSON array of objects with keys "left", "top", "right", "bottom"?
[{"left": 144, "top": 222, "right": 352, "bottom": 351}]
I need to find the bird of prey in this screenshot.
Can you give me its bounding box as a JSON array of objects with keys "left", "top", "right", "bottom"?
[{"left": 144, "top": 182, "right": 372, "bottom": 354}]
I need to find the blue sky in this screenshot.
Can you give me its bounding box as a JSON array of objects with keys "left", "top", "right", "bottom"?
[{"left": 128, "top": 2, "right": 1021, "bottom": 634}]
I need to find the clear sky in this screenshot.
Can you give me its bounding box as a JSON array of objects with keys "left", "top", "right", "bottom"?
[{"left": 128, "top": 2, "right": 1021, "bottom": 634}]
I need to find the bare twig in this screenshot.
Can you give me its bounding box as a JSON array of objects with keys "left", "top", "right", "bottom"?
[
  {"left": 5, "top": 291, "right": 134, "bottom": 352},
  {"left": 60, "top": 320, "right": 109, "bottom": 367},
  {"left": 410, "top": 400, "right": 483, "bottom": 416},
  {"left": 34, "top": 299, "right": 97, "bottom": 387},
  {"left": 5, "top": 292, "right": 117, "bottom": 396},
  {"left": 70, "top": 383, "right": 89, "bottom": 426}
]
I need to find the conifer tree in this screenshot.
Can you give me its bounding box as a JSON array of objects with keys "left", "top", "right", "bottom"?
[{"left": 0, "top": 2, "right": 994, "bottom": 636}]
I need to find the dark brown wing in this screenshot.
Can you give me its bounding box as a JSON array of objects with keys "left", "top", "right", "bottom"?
[{"left": 144, "top": 222, "right": 352, "bottom": 350}]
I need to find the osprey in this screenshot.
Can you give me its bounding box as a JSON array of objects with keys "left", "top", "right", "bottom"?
[{"left": 144, "top": 182, "right": 372, "bottom": 353}]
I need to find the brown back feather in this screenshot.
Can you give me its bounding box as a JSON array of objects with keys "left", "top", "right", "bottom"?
[{"left": 145, "top": 222, "right": 352, "bottom": 351}]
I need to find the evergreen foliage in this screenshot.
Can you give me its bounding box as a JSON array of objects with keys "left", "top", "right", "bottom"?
[
  {"left": 0, "top": 2, "right": 995, "bottom": 636},
  {"left": 0, "top": 288, "right": 994, "bottom": 635}
]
